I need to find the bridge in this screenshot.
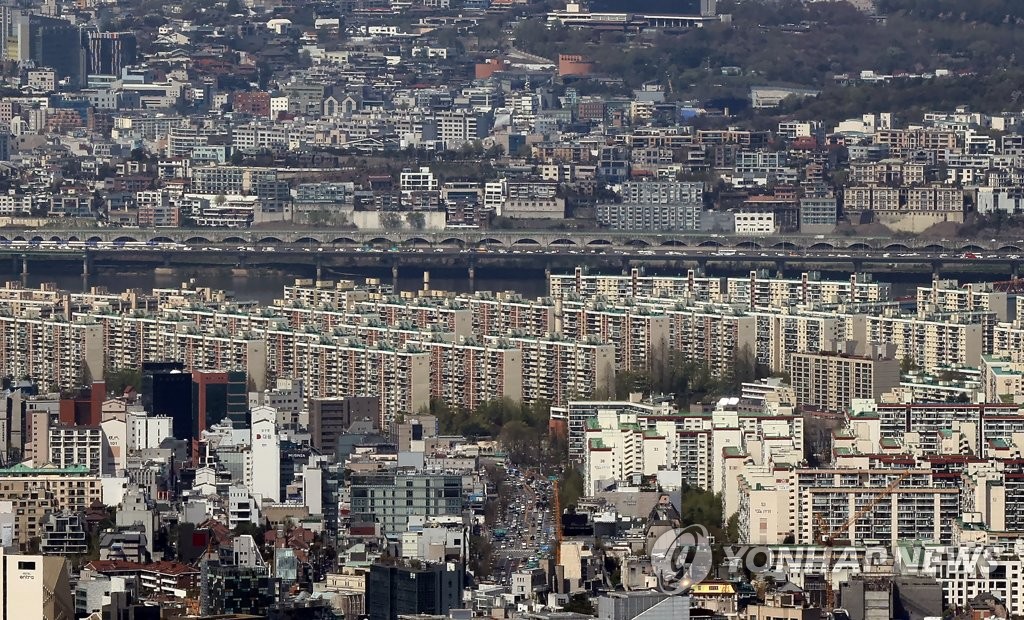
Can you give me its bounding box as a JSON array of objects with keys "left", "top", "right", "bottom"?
[
  {"left": 1, "top": 244, "right": 1019, "bottom": 291},
  {"left": 0, "top": 227, "right": 1018, "bottom": 253}
]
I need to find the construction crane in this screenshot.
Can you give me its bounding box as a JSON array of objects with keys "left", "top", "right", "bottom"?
[{"left": 813, "top": 470, "right": 912, "bottom": 610}]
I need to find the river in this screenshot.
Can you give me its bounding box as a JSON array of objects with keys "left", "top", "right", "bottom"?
[{"left": 0, "top": 261, "right": 1012, "bottom": 303}]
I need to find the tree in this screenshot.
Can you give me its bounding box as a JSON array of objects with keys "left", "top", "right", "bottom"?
[
  {"left": 468, "top": 534, "right": 494, "bottom": 577},
  {"left": 105, "top": 368, "right": 142, "bottom": 395},
  {"left": 405, "top": 212, "right": 426, "bottom": 230},
  {"left": 559, "top": 468, "right": 584, "bottom": 508},
  {"left": 380, "top": 211, "right": 402, "bottom": 230}
]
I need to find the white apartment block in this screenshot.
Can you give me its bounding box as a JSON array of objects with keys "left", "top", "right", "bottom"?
[
  {"left": 917, "top": 279, "right": 1015, "bottom": 321},
  {"left": 793, "top": 468, "right": 959, "bottom": 548},
  {"left": 48, "top": 426, "right": 112, "bottom": 476},
  {"left": 583, "top": 410, "right": 675, "bottom": 494},
  {"left": 859, "top": 313, "right": 984, "bottom": 369}
]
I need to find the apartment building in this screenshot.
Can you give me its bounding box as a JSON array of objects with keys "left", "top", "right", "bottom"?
[
  {"left": 793, "top": 468, "right": 959, "bottom": 548},
  {"left": 467, "top": 293, "right": 556, "bottom": 338},
  {"left": 596, "top": 201, "right": 702, "bottom": 230},
  {"left": 645, "top": 303, "right": 757, "bottom": 379},
  {"left": 502, "top": 336, "right": 615, "bottom": 406},
  {"left": 583, "top": 410, "right": 676, "bottom": 494},
  {"left": 860, "top": 313, "right": 984, "bottom": 369},
  {"left": 48, "top": 426, "right": 112, "bottom": 475},
  {"left": 412, "top": 339, "right": 523, "bottom": 410},
  {"left": 291, "top": 339, "right": 431, "bottom": 429},
  {"left": 750, "top": 309, "right": 845, "bottom": 374},
  {"left": 790, "top": 349, "right": 900, "bottom": 413},
  {"left": 0, "top": 549, "right": 72, "bottom": 619},
  {"left": 555, "top": 398, "right": 676, "bottom": 463},
  {"left": 0, "top": 463, "right": 102, "bottom": 548},
  {"left": 559, "top": 303, "right": 670, "bottom": 372},
  {"left": 354, "top": 298, "right": 473, "bottom": 338},
  {"left": 0, "top": 316, "right": 104, "bottom": 391},
  {"left": 727, "top": 272, "right": 890, "bottom": 309},
  {"left": 850, "top": 400, "right": 1024, "bottom": 458},
  {"left": 917, "top": 279, "right": 1015, "bottom": 322},
  {"left": 548, "top": 268, "right": 726, "bottom": 303},
  {"left": 981, "top": 354, "right": 1024, "bottom": 403}
]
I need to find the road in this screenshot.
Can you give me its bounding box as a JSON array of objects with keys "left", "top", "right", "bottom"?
[{"left": 491, "top": 469, "right": 554, "bottom": 584}]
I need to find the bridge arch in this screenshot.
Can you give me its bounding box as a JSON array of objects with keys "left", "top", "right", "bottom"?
[
  {"left": 513, "top": 238, "right": 541, "bottom": 246},
  {"left": 439, "top": 238, "right": 465, "bottom": 247},
  {"left": 587, "top": 239, "right": 613, "bottom": 246},
  {"left": 86, "top": 236, "right": 102, "bottom": 244},
  {"left": 922, "top": 244, "right": 945, "bottom": 253},
  {"left": 478, "top": 238, "right": 503, "bottom": 246},
  {"left": 809, "top": 242, "right": 835, "bottom": 251},
  {"left": 12, "top": 236, "right": 24, "bottom": 242},
  {"left": 884, "top": 243, "right": 911, "bottom": 252},
  {"left": 658, "top": 239, "right": 686, "bottom": 247},
  {"left": 367, "top": 237, "right": 394, "bottom": 246},
  {"left": 223, "top": 236, "right": 248, "bottom": 244},
  {"left": 697, "top": 240, "right": 721, "bottom": 247},
  {"left": 998, "top": 245, "right": 1023, "bottom": 253},
  {"left": 771, "top": 241, "right": 798, "bottom": 250},
  {"left": 150, "top": 236, "right": 174, "bottom": 244},
  {"left": 113, "top": 236, "right": 139, "bottom": 243},
  {"left": 294, "top": 237, "right": 321, "bottom": 246},
  {"left": 549, "top": 238, "right": 577, "bottom": 246},
  {"left": 67, "top": 236, "right": 79, "bottom": 242},
  {"left": 403, "top": 237, "right": 431, "bottom": 247},
  {"left": 960, "top": 244, "right": 985, "bottom": 253},
  {"left": 626, "top": 239, "right": 651, "bottom": 247},
  {"left": 847, "top": 242, "right": 872, "bottom": 251},
  {"left": 259, "top": 236, "right": 285, "bottom": 244},
  {"left": 49, "top": 235, "right": 63, "bottom": 242},
  {"left": 185, "top": 236, "right": 211, "bottom": 244},
  {"left": 736, "top": 240, "right": 762, "bottom": 250}
]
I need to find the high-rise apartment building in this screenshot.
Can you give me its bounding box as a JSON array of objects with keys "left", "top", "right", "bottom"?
[{"left": 789, "top": 348, "right": 900, "bottom": 413}]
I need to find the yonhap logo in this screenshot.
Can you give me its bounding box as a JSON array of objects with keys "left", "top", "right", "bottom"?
[{"left": 650, "top": 525, "right": 714, "bottom": 595}]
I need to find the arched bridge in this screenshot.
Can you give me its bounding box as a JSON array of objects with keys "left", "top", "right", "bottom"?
[{"left": 1, "top": 228, "right": 1017, "bottom": 253}]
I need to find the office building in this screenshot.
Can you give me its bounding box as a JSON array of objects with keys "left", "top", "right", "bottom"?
[
  {"left": 141, "top": 363, "right": 192, "bottom": 441},
  {"left": 14, "top": 14, "right": 84, "bottom": 86},
  {"left": 204, "top": 565, "right": 281, "bottom": 616},
  {"left": 83, "top": 31, "right": 136, "bottom": 76},
  {"left": 349, "top": 471, "right": 464, "bottom": 535},
  {"left": 367, "top": 561, "right": 466, "bottom": 620},
  {"left": 192, "top": 370, "right": 249, "bottom": 435},
  {"left": 0, "top": 549, "right": 72, "bottom": 619}
]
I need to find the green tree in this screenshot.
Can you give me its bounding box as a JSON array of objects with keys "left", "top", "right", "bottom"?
[
  {"left": 559, "top": 467, "right": 584, "bottom": 508},
  {"left": 106, "top": 368, "right": 142, "bottom": 395},
  {"left": 380, "top": 211, "right": 402, "bottom": 230}
]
